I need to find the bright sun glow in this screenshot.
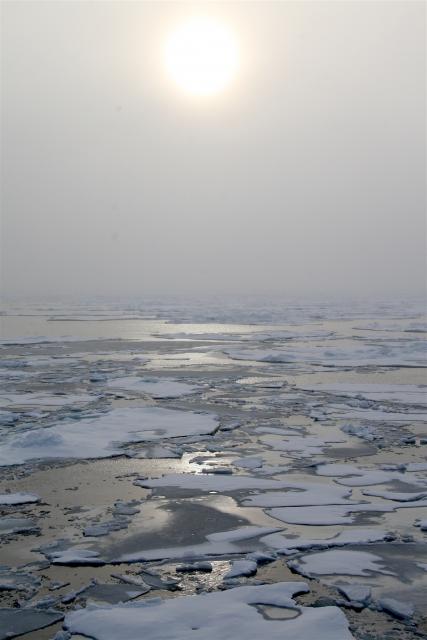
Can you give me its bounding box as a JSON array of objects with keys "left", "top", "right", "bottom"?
[{"left": 165, "top": 17, "right": 239, "bottom": 97}]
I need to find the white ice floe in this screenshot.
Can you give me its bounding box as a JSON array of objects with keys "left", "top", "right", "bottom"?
[
  {"left": 268, "top": 498, "right": 427, "bottom": 525},
  {"left": 315, "top": 464, "right": 398, "bottom": 486},
  {"left": 0, "top": 492, "right": 40, "bottom": 505},
  {"left": 254, "top": 426, "right": 301, "bottom": 436},
  {"left": 106, "top": 376, "right": 199, "bottom": 398},
  {"left": 0, "top": 408, "right": 218, "bottom": 466},
  {"left": 289, "top": 550, "right": 392, "bottom": 577},
  {"left": 0, "top": 568, "right": 41, "bottom": 594},
  {"left": 113, "top": 501, "right": 140, "bottom": 516},
  {"left": 379, "top": 597, "right": 414, "bottom": 620},
  {"left": 362, "top": 488, "right": 427, "bottom": 502},
  {"left": 209, "top": 526, "right": 279, "bottom": 544},
  {"left": 49, "top": 549, "right": 104, "bottom": 566},
  {"left": 260, "top": 434, "right": 345, "bottom": 457},
  {"left": 137, "top": 473, "right": 300, "bottom": 493},
  {"left": 267, "top": 504, "right": 395, "bottom": 526},
  {"left": 82, "top": 582, "right": 150, "bottom": 604},
  {"left": 353, "top": 321, "right": 427, "bottom": 333},
  {"left": 0, "top": 392, "right": 94, "bottom": 408},
  {"left": 260, "top": 529, "right": 391, "bottom": 553},
  {"left": 298, "top": 383, "right": 427, "bottom": 406},
  {"left": 406, "top": 462, "right": 427, "bottom": 471},
  {"left": 119, "top": 526, "right": 281, "bottom": 563},
  {"left": 316, "top": 404, "right": 426, "bottom": 423},
  {"left": 0, "top": 410, "right": 17, "bottom": 425},
  {"left": 232, "top": 456, "right": 264, "bottom": 469},
  {"left": 226, "top": 341, "right": 427, "bottom": 367},
  {"left": 135, "top": 445, "right": 182, "bottom": 459},
  {"left": 0, "top": 517, "right": 39, "bottom": 535},
  {"left": 243, "top": 482, "right": 352, "bottom": 508},
  {"left": 224, "top": 559, "right": 258, "bottom": 579},
  {"left": 83, "top": 518, "right": 129, "bottom": 537},
  {"left": 336, "top": 584, "right": 371, "bottom": 604},
  {"left": 64, "top": 581, "right": 356, "bottom": 640}
]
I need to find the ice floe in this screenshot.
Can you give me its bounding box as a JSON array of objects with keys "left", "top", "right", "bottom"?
[
  {"left": 0, "top": 408, "right": 218, "bottom": 466},
  {"left": 49, "top": 549, "right": 105, "bottom": 566},
  {"left": 242, "top": 482, "right": 352, "bottom": 507},
  {"left": 288, "top": 550, "right": 392, "bottom": 577},
  {"left": 0, "top": 492, "right": 40, "bottom": 505},
  {"left": 379, "top": 597, "right": 415, "bottom": 620},
  {"left": 119, "top": 526, "right": 281, "bottom": 563},
  {"left": 224, "top": 559, "right": 258, "bottom": 579},
  {"left": 298, "top": 383, "right": 427, "bottom": 406},
  {"left": 137, "top": 473, "right": 302, "bottom": 493},
  {"left": 0, "top": 516, "right": 39, "bottom": 535},
  {"left": 260, "top": 529, "right": 392, "bottom": 553},
  {"left": 0, "top": 607, "right": 64, "bottom": 640},
  {"left": 0, "top": 568, "right": 41, "bottom": 594},
  {"left": 106, "top": 376, "right": 199, "bottom": 398},
  {"left": 266, "top": 504, "right": 394, "bottom": 526},
  {"left": 0, "top": 392, "right": 94, "bottom": 408},
  {"left": 226, "top": 340, "right": 427, "bottom": 367},
  {"left": 336, "top": 583, "right": 371, "bottom": 605},
  {"left": 64, "top": 581, "right": 356, "bottom": 640}
]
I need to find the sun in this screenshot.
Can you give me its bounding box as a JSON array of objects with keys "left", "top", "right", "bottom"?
[{"left": 165, "top": 17, "right": 239, "bottom": 97}]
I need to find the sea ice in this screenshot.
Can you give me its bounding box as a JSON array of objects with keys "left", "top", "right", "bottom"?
[
  {"left": 242, "top": 482, "right": 352, "bottom": 508},
  {"left": 0, "top": 568, "right": 41, "bottom": 594},
  {"left": 297, "top": 383, "right": 427, "bottom": 406},
  {"left": 137, "top": 473, "right": 303, "bottom": 493},
  {"left": 318, "top": 405, "right": 426, "bottom": 423},
  {"left": 0, "top": 492, "right": 40, "bottom": 505},
  {"left": 0, "top": 608, "right": 64, "bottom": 640},
  {"left": 0, "top": 516, "right": 39, "bottom": 535},
  {"left": 82, "top": 582, "right": 150, "bottom": 604},
  {"left": 84, "top": 518, "right": 129, "bottom": 537},
  {"left": 106, "top": 376, "right": 199, "bottom": 398},
  {"left": 260, "top": 434, "right": 345, "bottom": 457},
  {"left": 224, "top": 559, "right": 258, "bottom": 579},
  {"left": 289, "top": 550, "right": 391, "bottom": 577},
  {"left": 0, "top": 407, "right": 218, "bottom": 466},
  {"left": 260, "top": 529, "right": 391, "bottom": 553},
  {"left": 119, "top": 526, "right": 281, "bottom": 563},
  {"left": 316, "top": 464, "right": 399, "bottom": 486},
  {"left": 267, "top": 503, "right": 395, "bottom": 525},
  {"left": 64, "top": 582, "right": 356, "bottom": 640},
  {"left": 0, "top": 392, "right": 94, "bottom": 408},
  {"left": 379, "top": 597, "right": 415, "bottom": 620},
  {"left": 48, "top": 549, "right": 105, "bottom": 566},
  {"left": 362, "top": 488, "right": 427, "bottom": 502},
  {"left": 232, "top": 456, "right": 264, "bottom": 469},
  {"left": 336, "top": 584, "right": 371, "bottom": 604}
]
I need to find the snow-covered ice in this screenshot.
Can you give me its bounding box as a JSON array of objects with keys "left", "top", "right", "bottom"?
[
  {"left": 0, "top": 408, "right": 218, "bottom": 466},
  {"left": 0, "top": 392, "right": 94, "bottom": 408},
  {"left": 64, "top": 582, "right": 356, "bottom": 640},
  {"left": 0, "top": 492, "right": 40, "bottom": 505},
  {"left": 106, "top": 376, "right": 200, "bottom": 398},
  {"left": 289, "top": 550, "right": 391, "bottom": 577}
]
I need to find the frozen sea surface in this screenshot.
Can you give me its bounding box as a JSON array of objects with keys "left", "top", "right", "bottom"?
[{"left": 0, "top": 297, "right": 425, "bottom": 639}]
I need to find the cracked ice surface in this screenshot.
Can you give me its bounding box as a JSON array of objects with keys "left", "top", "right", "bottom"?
[{"left": 0, "top": 298, "right": 426, "bottom": 639}]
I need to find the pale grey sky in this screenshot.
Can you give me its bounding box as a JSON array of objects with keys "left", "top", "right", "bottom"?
[{"left": 1, "top": 1, "right": 426, "bottom": 297}]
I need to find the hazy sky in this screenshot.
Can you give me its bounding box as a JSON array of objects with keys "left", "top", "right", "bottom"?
[{"left": 1, "top": 1, "right": 426, "bottom": 298}]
